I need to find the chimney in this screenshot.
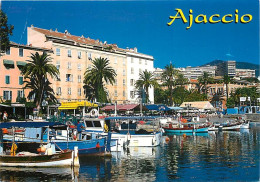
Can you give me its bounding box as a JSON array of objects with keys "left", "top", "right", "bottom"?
[
  {"left": 55, "top": 28, "right": 58, "bottom": 32},
  {"left": 134, "top": 47, "right": 137, "bottom": 53}
]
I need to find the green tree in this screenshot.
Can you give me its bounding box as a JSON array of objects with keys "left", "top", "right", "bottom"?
[
  {"left": 0, "top": 10, "right": 14, "bottom": 52},
  {"left": 84, "top": 57, "right": 116, "bottom": 103},
  {"left": 22, "top": 52, "right": 59, "bottom": 112},
  {"left": 162, "top": 63, "right": 178, "bottom": 106},
  {"left": 154, "top": 87, "right": 168, "bottom": 104},
  {"left": 135, "top": 70, "right": 157, "bottom": 103},
  {"left": 198, "top": 72, "right": 214, "bottom": 99}
]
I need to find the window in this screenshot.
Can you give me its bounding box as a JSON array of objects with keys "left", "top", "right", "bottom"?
[
  {"left": 68, "top": 88, "right": 72, "bottom": 95},
  {"left": 17, "top": 90, "right": 24, "bottom": 98},
  {"left": 114, "top": 90, "right": 118, "bottom": 97},
  {"left": 3, "top": 91, "right": 12, "bottom": 100},
  {"left": 131, "top": 68, "right": 134, "bottom": 74},
  {"left": 139, "top": 59, "right": 142, "bottom": 64},
  {"left": 56, "top": 48, "right": 60, "bottom": 56},
  {"left": 57, "top": 87, "right": 62, "bottom": 96},
  {"left": 114, "top": 58, "right": 117, "bottom": 64},
  {"left": 6, "top": 47, "right": 10, "bottom": 55},
  {"left": 123, "top": 59, "right": 126, "bottom": 66},
  {"left": 131, "top": 58, "right": 134, "bottom": 63},
  {"left": 5, "top": 75, "right": 10, "bottom": 84},
  {"left": 68, "top": 49, "right": 72, "bottom": 57},
  {"left": 130, "top": 91, "right": 134, "bottom": 99},
  {"left": 88, "top": 52, "right": 92, "bottom": 60},
  {"left": 78, "top": 51, "right": 81, "bottom": 59},
  {"left": 115, "top": 79, "right": 117, "bottom": 86},
  {"left": 66, "top": 74, "right": 73, "bottom": 82},
  {"left": 88, "top": 65, "right": 91, "bottom": 70},
  {"left": 78, "top": 88, "right": 81, "bottom": 96},
  {"left": 19, "top": 76, "right": 23, "bottom": 85},
  {"left": 123, "top": 79, "right": 126, "bottom": 86},
  {"left": 67, "top": 62, "right": 71, "bottom": 69},
  {"left": 56, "top": 61, "right": 60, "bottom": 70},
  {"left": 123, "top": 91, "right": 126, "bottom": 97},
  {"left": 130, "top": 79, "right": 134, "bottom": 86},
  {"left": 145, "top": 60, "right": 147, "bottom": 65},
  {"left": 77, "top": 63, "right": 81, "bottom": 70},
  {"left": 139, "top": 69, "right": 142, "bottom": 74},
  {"left": 19, "top": 48, "right": 23, "bottom": 57},
  {"left": 123, "top": 69, "right": 126, "bottom": 76},
  {"left": 78, "top": 75, "right": 81, "bottom": 83}
]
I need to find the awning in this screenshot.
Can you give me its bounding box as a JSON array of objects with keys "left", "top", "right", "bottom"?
[
  {"left": 146, "top": 104, "right": 171, "bottom": 111},
  {"left": 17, "top": 61, "right": 27, "bottom": 66},
  {"left": 0, "top": 122, "right": 63, "bottom": 129},
  {"left": 3, "top": 59, "right": 14, "bottom": 65},
  {"left": 101, "top": 104, "right": 142, "bottom": 111},
  {"left": 58, "top": 101, "right": 98, "bottom": 110}
]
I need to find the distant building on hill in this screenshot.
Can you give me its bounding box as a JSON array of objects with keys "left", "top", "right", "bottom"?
[
  {"left": 216, "top": 60, "right": 236, "bottom": 77},
  {"left": 177, "top": 65, "right": 217, "bottom": 79},
  {"left": 235, "top": 68, "right": 256, "bottom": 78}
]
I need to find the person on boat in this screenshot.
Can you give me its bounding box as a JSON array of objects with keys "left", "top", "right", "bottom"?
[
  {"left": 3, "top": 111, "right": 8, "bottom": 122},
  {"left": 77, "top": 120, "right": 85, "bottom": 140}
]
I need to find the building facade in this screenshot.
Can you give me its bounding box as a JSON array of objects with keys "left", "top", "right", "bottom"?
[
  {"left": 0, "top": 42, "right": 52, "bottom": 103},
  {"left": 235, "top": 68, "right": 256, "bottom": 78},
  {"left": 27, "top": 26, "right": 154, "bottom": 104},
  {"left": 216, "top": 60, "right": 236, "bottom": 77},
  {"left": 177, "top": 65, "right": 216, "bottom": 79}
]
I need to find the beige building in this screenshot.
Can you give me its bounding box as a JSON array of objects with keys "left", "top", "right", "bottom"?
[
  {"left": 0, "top": 42, "right": 52, "bottom": 103},
  {"left": 27, "top": 25, "right": 154, "bottom": 104},
  {"left": 235, "top": 68, "right": 256, "bottom": 78}
]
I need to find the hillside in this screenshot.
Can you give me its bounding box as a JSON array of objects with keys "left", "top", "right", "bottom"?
[{"left": 202, "top": 60, "right": 259, "bottom": 77}]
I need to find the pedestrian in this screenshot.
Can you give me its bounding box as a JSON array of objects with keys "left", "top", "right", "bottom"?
[{"left": 3, "top": 111, "right": 8, "bottom": 122}]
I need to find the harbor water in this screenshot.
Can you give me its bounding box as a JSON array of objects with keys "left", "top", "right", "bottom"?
[{"left": 0, "top": 123, "right": 259, "bottom": 181}]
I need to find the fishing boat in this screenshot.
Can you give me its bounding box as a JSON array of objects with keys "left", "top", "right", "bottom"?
[
  {"left": 2, "top": 121, "right": 110, "bottom": 157},
  {"left": 163, "top": 121, "right": 209, "bottom": 133},
  {"left": 0, "top": 122, "right": 79, "bottom": 167},
  {"left": 105, "top": 116, "right": 163, "bottom": 148},
  {"left": 240, "top": 120, "right": 250, "bottom": 129},
  {"left": 219, "top": 121, "right": 241, "bottom": 131}
]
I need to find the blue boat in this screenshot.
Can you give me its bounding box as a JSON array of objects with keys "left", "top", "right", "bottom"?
[{"left": 1, "top": 122, "right": 111, "bottom": 156}]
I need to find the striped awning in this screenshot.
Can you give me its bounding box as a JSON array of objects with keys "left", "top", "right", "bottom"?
[{"left": 3, "top": 59, "right": 14, "bottom": 65}]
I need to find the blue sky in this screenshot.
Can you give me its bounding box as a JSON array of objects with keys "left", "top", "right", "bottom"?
[{"left": 2, "top": 0, "right": 259, "bottom": 68}]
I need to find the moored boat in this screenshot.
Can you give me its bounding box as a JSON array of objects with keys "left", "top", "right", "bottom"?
[{"left": 163, "top": 121, "right": 209, "bottom": 133}]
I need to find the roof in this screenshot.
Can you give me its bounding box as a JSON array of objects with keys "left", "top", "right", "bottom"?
[
  {"left": 101, "top": 104, "right": 139, "bottom": 111},
  {"left": 180, "top": 101, "right": 214, "bottom": 110},
  {"left": 10, "top": 41, "right": 53, "bottom": 52},
  {"left": 31, "top": 26, "right": 125, "bottom": 52}
]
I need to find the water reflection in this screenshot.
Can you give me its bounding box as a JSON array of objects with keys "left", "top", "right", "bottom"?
[
  {"left": 0, "top": 167, "right": 79, "bottom": 181},
  {"left": 0, "top": 123, "right": 259, "bottom": 181}
]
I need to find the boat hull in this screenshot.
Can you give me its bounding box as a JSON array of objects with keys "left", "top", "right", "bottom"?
[
  {"left": 164, "top": 127, "right": 208, "bottom": 133},
  {"left": 53, "top": 137, "right": 106, "bottom": 155},
  {"left": 0, "top": 151, "right": 76, "bottom": 167}
]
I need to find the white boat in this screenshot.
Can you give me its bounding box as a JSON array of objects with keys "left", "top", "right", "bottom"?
[
  {"left": 220, "top": 121, "right": 241, "bottom": 131},
  {"left": 240, "top": 121, "right": 250, "bottom": 129}
]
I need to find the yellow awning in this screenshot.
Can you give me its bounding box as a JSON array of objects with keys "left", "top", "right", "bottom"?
[{"left": 58, "top": 101, "right": 98, "bottom": 110}]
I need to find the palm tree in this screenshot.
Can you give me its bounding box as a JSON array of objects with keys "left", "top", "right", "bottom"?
[
  {"left": 223, "top": 75, "right": 231, "bottom": 100},
  {"left": 162, "top": 63, "right": 178, "bottom": 106},
  {"left": 135, "top": 70, "right": 157, "bottom": 103},
  {"left": 22, "top": 52, "right": 59, "bottom": 112},
  {"left": 84, "top": 57, "right": 116, "bottom": 103},
  {"left": 176, "top": 73, "right": 188, "bottom": 88},
  {"left": 198, "top": 72, "right": 214, "bottom": 99}
]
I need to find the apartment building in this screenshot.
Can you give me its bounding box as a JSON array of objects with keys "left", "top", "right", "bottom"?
[
  {"left": 216, "top": 60, "right": 236, "bottom": 77},
  {"left": 0, "top": 42, "right": 52, "bottom": 103},
  {"left": 235, "top": 68, "right": 256, "bottom": 78},
  {"left": 127, "top": 48, "right": 154, "bottom": 104},
  {"left": 27, "top": 25, "right": 154, "bottom": 104},
  {"left": 177, "top": 65, "right": 216, "bottom": 79}
]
